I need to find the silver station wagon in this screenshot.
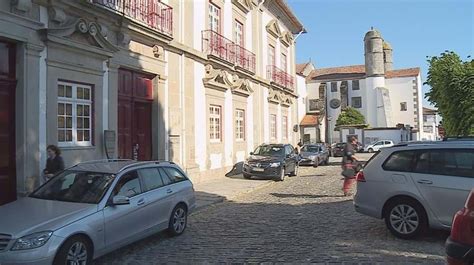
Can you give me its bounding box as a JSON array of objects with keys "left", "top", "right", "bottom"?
[{"left": 0, "top": 160, "right": 196, "bottom": 265}]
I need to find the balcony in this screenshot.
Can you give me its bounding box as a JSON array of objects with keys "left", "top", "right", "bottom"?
[
  {"left": 267, "top": 65, "right": 294, "bottom": 91},
  {"left": 92, "top": 0, "right": 173, "bottom": 37},
  {"left": 202, "top": 30, "right": 256, "bottom": 74}
]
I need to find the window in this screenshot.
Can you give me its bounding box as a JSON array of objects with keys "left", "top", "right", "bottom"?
[
  {"left": 383, "top": 151, "right": 416, "bottom": 172},
  {"left": 234, "top": 20, "right": 244, "bottom": 46},
  {"left": 352, "top": 80, "right": 360, "bottom": 90},
  {"left": 158, "top": 168, "right": 173, "bottom": 186},
  {"left": 282, "top": 115, "right": 288, "bottom": 139},
  {"left": 209, "top": 105, "right": 221, "bottom": 142},
  {"left": 281, "top": 53, "right": 287, "bottom": 72},
  {"left": 235, "top": 109, "right": 245, "bottom": 141},
  {"left": 331, "top": 82, "right": 337, "bottom": 92},
  {"left": 268, "top": 45, "right": 275, "bottom": 66},
  {"left": 423, "top": 115, "right": 428, "bottom": 122},
  {"left": 163, "top": 167, "right": 188, "bottom": 183},
  {"left": 58, "top": 81, "right": 93, "bottom": 147},
  {"left": 270, "top": 114, "right": 277, "bottom": 139},
  {"left": 351, "top": 97, "right": 362, "bottom": 108},
  {"left": 400, "top": 102, "right": 407, "bottom": 111},
  {"left": 414, "top": 150, "right": 474, "bottom": 178},
  {"left": 138, "top": 168, "right": 164, "bottom": 192},
  {"left": 209, "top": 3, "right": 220, "bottom": 32},
  {"left": 114, "top": 171, "right": 142, "bottom": 198}
]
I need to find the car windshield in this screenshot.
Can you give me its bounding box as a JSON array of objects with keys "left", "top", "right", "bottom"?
[
  {"left": 301, "top": 145, "right": 320, "bottom": 153},
  {"left": 30, "top": 170, "right": 115, "bottom": 204},
  {"left": 253, "top": 145, "right": 285, "bottom": 157}
]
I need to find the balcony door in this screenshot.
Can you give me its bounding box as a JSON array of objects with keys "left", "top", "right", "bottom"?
[
  {"left": 268, "top": 44, "right": 275, "bottom": 66},
  {"left": 118, "top": 69, "right": 153, "bottom": 161},
  {"left": 209, "top": 3, "right": 220, "bottom": 33},
  {"left": 0, "top": 41, "right": 16, "bottom": 206}
]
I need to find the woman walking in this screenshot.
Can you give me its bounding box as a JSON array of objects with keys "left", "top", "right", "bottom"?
[
  {"left": 341, "top": 136, "right": 359, "bottom": 196},
  {"left": 43, "top": 145, "right": 65, "bottom": 183}
]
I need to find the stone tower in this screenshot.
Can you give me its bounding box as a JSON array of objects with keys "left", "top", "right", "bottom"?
[
  {"left": 383, "top": 41, "right": 393, "bottom": 72},
  {"left": 364, "top": 28, "right": 385, "bottom": 77}
]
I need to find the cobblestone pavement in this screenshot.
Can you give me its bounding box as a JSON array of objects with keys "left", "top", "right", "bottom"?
[{"left": 95, "top": 154, "right": 448, "bottom": 265}]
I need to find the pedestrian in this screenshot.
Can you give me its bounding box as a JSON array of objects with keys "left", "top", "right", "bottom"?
[
  {"left": 341, "top": 136, "right": 359, "bottom": 196},
  {"left": 42, "top": 145, "right": 65, "bottom": 183}
]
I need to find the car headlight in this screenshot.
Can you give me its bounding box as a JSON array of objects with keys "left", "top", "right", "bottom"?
[
  {"left": 11, "top": 231, "right": 53, "bottom": 251},
  {"left": 269, "top": 162, "right": 281, "bottom": 167}
]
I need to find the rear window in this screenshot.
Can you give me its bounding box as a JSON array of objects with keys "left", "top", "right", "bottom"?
[
  {"left": 413, "top": 149, "right": 474, "bottom": 178},
  {"left": 382, "top": 151, "right": 416, "bottom": 172}
]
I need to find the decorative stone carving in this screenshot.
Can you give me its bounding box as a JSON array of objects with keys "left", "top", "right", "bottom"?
[
  {"left": 330, "top": 98, "right": 341, "bottom": 109},
  {"left": 309, "top": 98, "right": 325, "bottom": 112},
  {"left": 231, "top": 75, "right": 253, "bottom": 96},
  {"left": 232, "top": 0, "right": 253, "bottom": 13},
  {"left": 319, "top": 83, "right": 326, "bottom": 99},
  {"left": 203, "top": 64, "right": 253, "bottom": 96},
  {"left": 39, "top": 18, "right": 119, "bottom": 55},
  {"left": 340, "top": 80, "right": 348, "bottom": 109},
  {"left": 268, "top": 88, "right": 282, "bottom": 104},
  {"left": 280, "top": 31, "right": 294, "bottom": 47},
  {"left": 266, "top": 20, "right": 282, "bottom": 39},
  {"left": 281, "top": 95, "right": 293, "bottom": 107},
  {"left": 153, "top": 45, "right": 164, "bottom": 59},
  {"left": 11, "top": 0, "right": 32, "bottom": 14},
  {"left": 48, "top": 7, "right": 67, "bottom": 24},
  {"left": 117, "top": 32, "right": 131, "bottom": 47}
]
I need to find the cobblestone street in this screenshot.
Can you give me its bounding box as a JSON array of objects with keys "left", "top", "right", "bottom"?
[{"left": 95, "top": 154, "right": 448, "bottom": 265}]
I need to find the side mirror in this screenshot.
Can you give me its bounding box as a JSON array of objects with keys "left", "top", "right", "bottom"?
[
  {"left": 112, "top": 195, "right": 130, "bottom": 206},
  {"left": 250, "top": 152, "right": 254, "bottom": 155}
]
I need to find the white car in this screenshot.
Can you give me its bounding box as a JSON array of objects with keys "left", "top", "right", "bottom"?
[
  {"left": 354, "top": 140, "right": 474, "bottom": 239},
  {"left": 364, "top": 140, "right": 394, "bottom": 153}
]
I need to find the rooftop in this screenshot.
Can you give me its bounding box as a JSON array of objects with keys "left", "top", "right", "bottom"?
[
  {"left": 307, "top": 65, "right": 420, "bottom": 82},
  {"left": 300, "top": 114, "right": 319, "bottom": 126},
  {"left": 423, "top": 107, "right": 438, "bottom": 115}
]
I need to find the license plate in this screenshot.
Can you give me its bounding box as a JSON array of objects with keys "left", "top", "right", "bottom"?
[{"left": 253, "top": 168, "right": 264, "bottom": 172}]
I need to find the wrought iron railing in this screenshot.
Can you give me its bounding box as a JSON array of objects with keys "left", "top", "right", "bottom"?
[
  {"left": 234, "top": 44, "right": 256, "bottom": 73},
  {"left": 92, "top": 0, "right": 173, "bottom": 37},
  {"left": 202, "top": 30, "right": 235, "bottom": 64},
  {"left": 267, "top": 65, "right": 294, "bottom": 91}
]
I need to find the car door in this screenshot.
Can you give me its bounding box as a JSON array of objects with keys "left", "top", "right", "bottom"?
[
  {"left": 384, "top": 141, "right": 394, "bottom": 148},
  {"left": 136, "top": 167, "right": 174, "bottom": 230},
  {"left": 284, "top": 145, "right": 295, "bottom": 173},
  {"left": 103, "top": 170, "right": 147, "bottom": 249},
  {"left": 411, "top": 149, "right": 474, "bottom": 226},
  {"left": 373, "top": 141, "right": 384, "bottom": 151}
]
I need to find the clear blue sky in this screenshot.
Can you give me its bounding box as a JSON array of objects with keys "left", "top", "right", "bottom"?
[{"left": 287, "top": 0, "right": 473, "bottom": 107}]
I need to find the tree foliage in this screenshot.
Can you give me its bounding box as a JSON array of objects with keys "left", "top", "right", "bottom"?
[
  {"left": 335, "top": 107, "right": 366, "bottom": 127},
  {"left": 425, "top": 51, "right": 474, "bottom": 136}
]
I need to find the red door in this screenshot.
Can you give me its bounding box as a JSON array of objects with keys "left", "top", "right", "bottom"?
[
  {"left": 0, "top": 41, "right": 16, "bottom": 205},
  {"left": 118, "top": 69, "right": 153, "bottom": 161}
]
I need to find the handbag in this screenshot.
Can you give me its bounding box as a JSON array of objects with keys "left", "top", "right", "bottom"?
[{"left": 341, "top": 163, "right": 356, "bottom": 178}]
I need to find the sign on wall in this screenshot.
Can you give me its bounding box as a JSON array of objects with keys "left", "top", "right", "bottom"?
[{"left": 104, "top": 130, "right": 116, "bottom": 159}]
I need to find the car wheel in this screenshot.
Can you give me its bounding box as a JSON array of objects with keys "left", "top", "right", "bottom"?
[
  {"left": 384, "top": 198, "right": 427, "bottom": 239},
  {"left": 313, "top": 159, "right": 319, "bottom": 168},
  {"left": 290, "top": 165, "right": 299, "bottom": 177},
  {"left": 277, "top": 168, "right": 286, "bottom": 181},
  {"left": 368, "top": 148, "right": 374, "bottom": 153},
  {"left": 324, "top": 158, "right": 329, "bottom": 165},
  {"left": 53, "top": 235, "right": 92, "bottom": 265},
  {"left": 243, "top": 173, "right": 252, "bottom": 179},
  {"left": 168, "top": 204, "right": 188, "bottom": 236}
]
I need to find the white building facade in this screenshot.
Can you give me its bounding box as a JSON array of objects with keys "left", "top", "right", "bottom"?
[
  {"left": 304, "top": 29, "right": 423, "bottom": 143},
  {"left": 0, "top": 0, "right": 305, "bottom": 205}
]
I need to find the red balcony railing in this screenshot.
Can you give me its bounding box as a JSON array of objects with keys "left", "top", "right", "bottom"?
[
  {"left": 93, "top": 0, "right": 173, "bottom": 37},
  {"left": 202, "top": 30, "right": 235, "bottom": 64},
  {"left": 267, "top": 65, "right": 294, "bottom": 91},
  {"left": 234, "top": 44, "right": 256, "bottom": 73}
]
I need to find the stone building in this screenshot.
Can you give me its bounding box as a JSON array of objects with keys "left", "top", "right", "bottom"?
[
  {"left": 421, "top": 107, "right": 440, "bottom": 141},
  {"left": 304, "top": 29, "right": 423, "bottom": 143},
  {"left": 0, "top": 0, "right": 305, "bottom": 205}
]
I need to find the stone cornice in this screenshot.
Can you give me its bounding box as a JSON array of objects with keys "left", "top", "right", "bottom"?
[
  {"left": 266, "top": 19, "right": 282, "bottom": 39},
  {"left": 232, "top": 0, "right": 253, "bottom": 13},
  {"left": 203, "top": 64, "right": 254, "bottom": 97}
]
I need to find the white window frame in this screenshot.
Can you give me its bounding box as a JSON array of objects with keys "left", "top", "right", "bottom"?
[
  {"left": 235, "top": 109, "right": 245, "bottom": 141},
  {"left": 268, "top": 44, "right": 275, "bottom": 66},
  {"left": 282, "top": 115, "right": 288, "bottom": 139},
  {"left": 270, "top": 114, "right": 277, "bottom": 139},
  {"left": 209, "top": 2, "right": 220, "bottom": 33},
  {"left": 57, "top": 81, "right": 93, "bottom": 147},
  {"left": 234, "top": 20, "right": 244, "bottom": 47},
  {"left": 209, "top": 105, "right": 222, "bottom": 143},
  {"left": 281, "top": 53, "right": 287, "bottom": 72}
]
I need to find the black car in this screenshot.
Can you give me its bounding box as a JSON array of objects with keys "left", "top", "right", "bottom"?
[
  {"left": 299, "top": 144, "right": 330, "bottom": 167},
  {"left": 242, "top": 144, "right": 299, "bottom": 181},
  {"left": 330, "top": 142, "right": 346, "bottom": 157}
]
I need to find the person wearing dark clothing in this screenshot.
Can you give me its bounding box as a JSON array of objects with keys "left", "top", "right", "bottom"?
[
  {"left": 43, "top": 145, "right": 65, "bottom": 183},
  {"left": 341, "top": 137, "right": 359, "bottom": 196}
]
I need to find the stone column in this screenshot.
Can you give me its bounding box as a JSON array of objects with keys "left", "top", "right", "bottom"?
[{"left": 107, "top": 61, "right": 120, "bottom": 158}]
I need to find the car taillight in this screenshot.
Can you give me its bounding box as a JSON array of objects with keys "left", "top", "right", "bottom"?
[
  {"left": 356, "top": 171, "right": 366, "bottom": 182},
  {"left": 451, "top": 207, "right": 474, "bottom": 245},
  {"left": 465, "top": 190, "right": 474, "bottom": 210}
]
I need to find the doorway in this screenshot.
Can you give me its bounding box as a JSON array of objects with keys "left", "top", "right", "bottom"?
[
  {"left": 0, "top": 41, "right": 16, "bottom": 205},
  {"left": 117, "top": 69, "right": 153, "bottom": 161}
]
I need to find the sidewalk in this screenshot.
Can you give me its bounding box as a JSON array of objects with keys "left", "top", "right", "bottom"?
[{"left": 192, "top": 175, "right": 273, "bottom": 212}]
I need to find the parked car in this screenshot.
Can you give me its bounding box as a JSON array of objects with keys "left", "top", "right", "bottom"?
[
  {"left": 355, "top": 142, "right": 364, "bottom": 152},
  {"left": 354, "top": 140, "right": 474, "bottom": 239},
  {"left": 299, "top": 144, "right": 330, "bottom": 167},
  {"left": 446, "top": 189, "right": 474, "bottom": 265},
  {"left": 330, "top": 142, "right": 346, "bottom": 157},
  {"left": 243, "top": 144, "right": 299, "bottom": 181},
  {"left": 0, "top": 160, "right": 195, "bottom": 265},
  {"left": 363, "top": 140, "right": 394, "bottom": 153}
]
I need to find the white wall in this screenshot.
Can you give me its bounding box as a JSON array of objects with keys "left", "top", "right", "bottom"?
[
  {"left": 364, "top": 129, "right": 407, "bottom": 145},
  {"left": 296, "top": 75, "right": 307, "bottom": 124},
  {"left": 386, "top": 76, "right": 417, "bottom": 128}
]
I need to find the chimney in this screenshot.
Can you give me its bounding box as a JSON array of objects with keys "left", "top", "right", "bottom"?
[{"left": 383, "top": 41, "right": 393, "bottom": 72}]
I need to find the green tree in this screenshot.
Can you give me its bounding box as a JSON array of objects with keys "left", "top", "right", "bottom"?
[
  {"left": 425, "top": 51, "right": 474, "bottom": 136},
  {"left": 335, "top": 107, "right": 366, "bottom": 127}
]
